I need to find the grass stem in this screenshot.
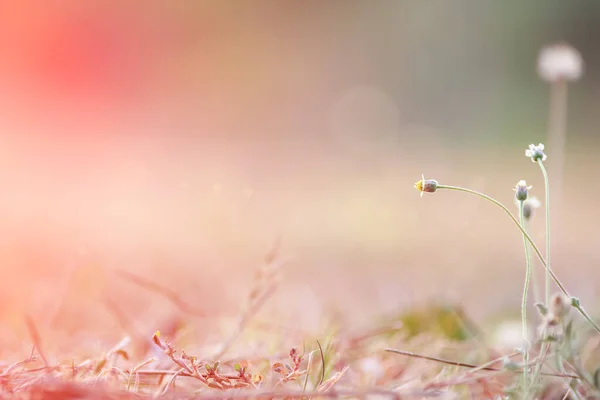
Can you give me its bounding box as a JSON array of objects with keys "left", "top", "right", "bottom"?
[
  {"left": 538, "top": 160, "right": 551, "bottom": 306},
  {"left": 519, "top": 200, "right": 532, "bottom": 395}
]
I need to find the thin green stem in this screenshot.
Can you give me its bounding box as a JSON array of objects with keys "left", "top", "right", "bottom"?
[
  {"left": 519, "top": 200, "right": 531, "bottom": 396},
  {"left": 524, "top": 220, "right": 540, "bottom": 305},
  {"left": 435, "top": 184, "right": 600, "bottom": 334},
  {"left": 538, "top": 160, "right": 551, "bottom": 306},
  {"left": 437, "top": 184, "right": 545, "bottom": 267}
]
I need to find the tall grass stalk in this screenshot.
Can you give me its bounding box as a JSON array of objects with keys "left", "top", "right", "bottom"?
[
  {"left": 524, "top": 219, "right": 540, "bottom": 305},
  {"left": 538, "top": 160, "right": 551, "bottom": 306}
]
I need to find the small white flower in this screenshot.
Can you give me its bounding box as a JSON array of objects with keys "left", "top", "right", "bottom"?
[
  {"left": 515, "top": 196, "right": 541, "bottom": 220},
  {"left": 514, "top": 180, "right": 532, "bottom": 201},
  {"left": 537, "top": 42, "right": 584, "bottom": 82},
  {"left": 525, "top": 143, "right": 547, "bottom": 163}
]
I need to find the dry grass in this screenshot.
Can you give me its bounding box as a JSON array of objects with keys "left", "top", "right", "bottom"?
[
  {"left": 0, "top": 152, "right": 597, "bottom": 399},
  {"left": 0, "top": 236, "right": 595, "bottom": 400}
]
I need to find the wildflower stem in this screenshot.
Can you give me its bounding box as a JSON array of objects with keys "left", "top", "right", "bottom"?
[
  {"left": 437, "top": 184, "right": 544, "bottom": 264},
  {"left": 524, "top": 220, "right": 540, "bottom": 305},
  {"left": 436, "top": 184, "right": 600, "bottom": 334},
  {"left": 538, "top": 160, "right": 551, "bottom": 306},
  {"left": 519, "top": 200, "right": 531, "bottom": 394},
  {"left": 530, "top": 340, "right": 551, "bottom": 399}
]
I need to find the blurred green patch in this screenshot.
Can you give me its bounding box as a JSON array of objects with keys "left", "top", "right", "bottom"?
[{"left": 395, "top": 304, "right": 479, "bottom": 341}]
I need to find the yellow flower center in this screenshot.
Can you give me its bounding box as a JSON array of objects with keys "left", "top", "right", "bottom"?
[{"left": 414, "top": 180, "right": 424, "bottom": 193}]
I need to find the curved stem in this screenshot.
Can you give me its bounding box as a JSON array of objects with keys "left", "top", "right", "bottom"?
[
  {"left": 437, "top": 185, "right": 545, "bottom": 268},
  {"left": 436, "top": 184, "right": 600, "bottom": 334},
  {"left": 538, "top": 160, "right": 551, "bottom": 306}
]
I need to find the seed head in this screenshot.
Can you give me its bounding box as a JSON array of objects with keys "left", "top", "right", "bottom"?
[
  {"left": 549, "top": 293, "right": 570, "bottom": 319},
  {"left": 570, "top": 297, "right": 580, "bottom": 308},
  {"left": 414, "top": 174, "right": 438, "bottom": 197},
  {"left": 514, "top": 180, "right": 531, "bottom": 202},
  {"left": 515, "top": 196, "right": 541, "bottom": 221},
  {"left": 537, "top": 42, "right": 583, "bottom": 82},
  {"left": 525, "top": 143, "right": 547, "bottom": 163}
]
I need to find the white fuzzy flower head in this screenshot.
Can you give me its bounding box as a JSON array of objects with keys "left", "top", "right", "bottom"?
[
  {"left": 523, "top": 197, "right": 540, "bottom": 220},
  {"left": 537, "top": 42, "right": 584, "bottom": 82},
  {"left": 549, "top": 293, "right": 570, "bottom": 320},
  {"left": 514, "top": 180, "right": 531, "bottom": 202},
  {"left": 515, "top": 196, "right": 541, "bottom": 220},
  {"left": 525, "top": 143, "right": 547, "bottom": 163}
]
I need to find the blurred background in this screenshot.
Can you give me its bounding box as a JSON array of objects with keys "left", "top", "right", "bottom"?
[{"left": 0, "top": 1, "right": 600, "bottom": 354}]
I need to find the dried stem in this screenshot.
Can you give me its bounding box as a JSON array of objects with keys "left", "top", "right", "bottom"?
[
  {"left": 385, "top": 348, "right": 578, "bottom": 379},
  {"left": 25, "top": 316, "right": 49, "bottom": 367}
]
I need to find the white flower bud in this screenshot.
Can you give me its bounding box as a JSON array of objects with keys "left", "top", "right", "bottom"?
[{"left": 537, "top": 42, "right": 583, "bottom": 82}]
